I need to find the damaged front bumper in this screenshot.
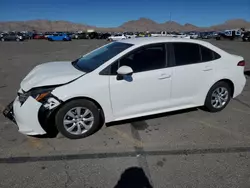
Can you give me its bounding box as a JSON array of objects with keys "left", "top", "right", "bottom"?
[
  {"left": 2, "top": 93, "right": 62, "bottom": 136},
  {"left": 3, "top": 101, "right": 16, "bottom": 124}
]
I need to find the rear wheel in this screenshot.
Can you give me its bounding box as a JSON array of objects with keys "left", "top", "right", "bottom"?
[
  {"left": 55, "top": 99, "right": 102, "bottom": 139},
  {"left": 1, "top": 38, "right": 4, "bottom": 41},
  {"left": 16, "top": 38, "right": 20, "bottom": 41},
  {"left": 204, "top": 81, "right": 232, "bottom": 112}
]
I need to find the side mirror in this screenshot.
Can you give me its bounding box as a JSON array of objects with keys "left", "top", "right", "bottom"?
[
  {"left": 117, "top": 66, "right": 133, "bottom": 75},
  {"left": 116, "top": 66, "right": 133, "bottom": 80}
]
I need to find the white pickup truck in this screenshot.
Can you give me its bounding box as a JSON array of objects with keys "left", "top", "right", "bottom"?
[{"left": 151, "top": 31, "right": 169, "bottom": 37}]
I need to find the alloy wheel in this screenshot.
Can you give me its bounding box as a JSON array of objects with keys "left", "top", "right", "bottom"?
[
  {"left": 211, "top": 87, "right": 229, "bottom": 109},
  {"left": 63, "top": 107, "right": 94, "bottom": 135}
]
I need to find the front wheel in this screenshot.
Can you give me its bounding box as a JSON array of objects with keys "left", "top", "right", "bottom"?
[
  {"left": 55, "top": 99, "right": 102, "bottom": 139},
  {"left": 204, "top": 81, "right": 232, "bottom": 112}
]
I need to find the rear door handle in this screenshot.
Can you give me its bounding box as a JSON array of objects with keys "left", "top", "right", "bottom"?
[
  {"left": 203, "top": 67, "right": 213, "bottom": 71},
  {"left": 158, "top": 74, "right": 171, "bottom": 80}
]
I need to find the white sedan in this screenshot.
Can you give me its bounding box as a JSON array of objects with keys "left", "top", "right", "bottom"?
[
  {"left": 108, "top": 34, "right": 127, "bottom": 41},
  {"left": 3, "top": 37, "right": 246, "bottom": 139}
]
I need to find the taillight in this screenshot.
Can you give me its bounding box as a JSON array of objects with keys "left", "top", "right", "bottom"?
[{"left": 237, "top": 60, "right": 245, "bottom": 66}]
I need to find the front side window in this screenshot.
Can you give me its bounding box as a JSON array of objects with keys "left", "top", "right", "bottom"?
[
  {"left": 118, "top": 43, "right": 166, "bottom": 73},
  {"left": 172, "top": 43, "right": 201, "bottom": 66},
  {"left": 72, "top": 42, "right": 133, "bottom": 72}
]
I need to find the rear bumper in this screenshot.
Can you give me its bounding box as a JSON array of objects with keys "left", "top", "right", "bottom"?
[
  {"left": 3, "top": 97, "right": 47, "bottom": 135},
  {"left": 233, "top": 75, "right": 247, "bottom": 98}
]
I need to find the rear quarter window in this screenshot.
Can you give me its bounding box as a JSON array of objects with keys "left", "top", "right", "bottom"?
[{"left": 200, "top": 45, "right": 221, "bottom": 62}]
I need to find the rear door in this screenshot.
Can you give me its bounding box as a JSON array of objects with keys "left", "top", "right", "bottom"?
[{"left": 169, "top": 42, "right": 220, "bottom": 107}]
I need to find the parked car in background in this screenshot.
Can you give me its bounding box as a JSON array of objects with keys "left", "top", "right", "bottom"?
[
  {"left": 188, "top": 32, "right": 199, "bottom": 39},
  {"left": 16, "top": 32, "right": 30, "bottom": 40},
  {"left": 124, "top": 32, "right": 136, "bottom": 38},
  {"left": 87, "top": 32, "right": 100, "bottom": 39},
  {"left": 242, "top": 31, "right": 250, "bottom": 42},
  {"left": 98, "top": 32, "right": 112, "bottom": 39},
  {"left": 47, "top": 33, "right": 71, "bottom": 41},
  {"left": 136, "top": 32, "right": 151, "bottom": 37},
  {"left": 108, "top": 33, "right": 127, "bottom": 41},
  {"left": 71, "top": 33, "right": 80, "bottom": 39},
  {"left": 44, "top": 32, "right": 54, "bottom": 38},
  {"left": 215, "top": 30, "right": 242, "bottom": 40},
  {"left": 150, "top": 31, "right": 169, "bottom": 37},
  {"left": 74, "top": 32, "right": 88, "bottom": 39},
  {"left": 33, "top": 33, "right": 46, "bottom": 39},
  {"left": 0, "top": 33, "right": 24, "bottom": 41},
  {"left": 170, "top": 32, "right": 190, "bottom": 39},
  {"left": 3, "top": 38, "right": 246, "bottom": 139}
]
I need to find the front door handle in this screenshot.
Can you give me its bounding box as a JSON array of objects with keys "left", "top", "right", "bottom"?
[{"left": 158, "top": 74, "right": 171, "bottom": 80}]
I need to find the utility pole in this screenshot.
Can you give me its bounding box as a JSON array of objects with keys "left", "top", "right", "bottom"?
[{"left": 169, "top": 12, "right": 172, "bottom": 32}]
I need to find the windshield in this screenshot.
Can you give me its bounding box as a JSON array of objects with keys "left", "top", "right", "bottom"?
[{"left": 72, "top": 42, "right": 133, "bottom": 72}]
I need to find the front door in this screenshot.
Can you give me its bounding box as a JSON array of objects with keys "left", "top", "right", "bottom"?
[{"left": 109, "top": 43, "right": 173, "bottom": 120}]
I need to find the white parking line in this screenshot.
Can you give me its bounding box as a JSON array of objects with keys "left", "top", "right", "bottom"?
[
  {"left": 232, "top": 108, "right": 250, "bottom": 115},
  {"left": 189, "top": 118, "right": 250, "bottom": 141}
]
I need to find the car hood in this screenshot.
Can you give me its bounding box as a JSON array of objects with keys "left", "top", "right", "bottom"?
[{"left": 21, "top": 61, "right": 85, "bottom": 91}]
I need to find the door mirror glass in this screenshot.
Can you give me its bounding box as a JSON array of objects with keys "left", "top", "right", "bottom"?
[{"left": 117, "top": 66, "right": 133, "bottom": 76}]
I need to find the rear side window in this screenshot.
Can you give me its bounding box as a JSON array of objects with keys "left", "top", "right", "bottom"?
[
  {"left": 172, "top": 43, "right": 201, "bottom": 66},
  {"left": 200, "top": 45, "right": 214, "bottom": 62},
  {"left": 200, "top": 45, "right": 221, "bottom": 62},
  {"left": 213, "top": 51, "right": 221, "bottom": 60}
]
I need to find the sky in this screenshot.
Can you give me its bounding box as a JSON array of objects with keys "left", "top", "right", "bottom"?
[{"left": 0, "top": 0, "right": 249, "bottom": 27}]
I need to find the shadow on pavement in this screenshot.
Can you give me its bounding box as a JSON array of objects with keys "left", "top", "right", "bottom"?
[
  {"left": 114, "top": 167, "right": 153, "bottom": 188},
  {"left": 32, "top": 107, "right": 198, "bottom": 138},
  {"left": 106, "top": 108, "right": 198, "bottom": 127}
]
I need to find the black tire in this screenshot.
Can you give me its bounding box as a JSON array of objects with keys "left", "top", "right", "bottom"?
[
  {"left": 55, "top": 99, "right": 102, "bottom": 139},
  {"left": 204, "top": 81, "right": 232, "bottom": 112}
]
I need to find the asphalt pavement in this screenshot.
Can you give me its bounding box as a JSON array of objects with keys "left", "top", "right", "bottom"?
[{"left": 0, "top": 39, "right": 250, "bottom": 188}]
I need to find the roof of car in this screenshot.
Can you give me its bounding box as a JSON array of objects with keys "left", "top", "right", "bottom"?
[{"left": 120, "top": 37, "right": 209, "bottom": 46}]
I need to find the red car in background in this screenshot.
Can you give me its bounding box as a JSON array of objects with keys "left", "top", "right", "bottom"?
[{"left": 33, "top": 34, "right": 46, "bottom": 39}]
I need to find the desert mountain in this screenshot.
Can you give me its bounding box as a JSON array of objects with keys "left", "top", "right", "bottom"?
[
  {"left": 0, "top": 20, "right": 96, "bottom": 32},
  {"left": 0, "top": 18, "right": 249, "bottom": 32},
  {"left": 119, "top": 18, "right": 162, "bottom": 31}
]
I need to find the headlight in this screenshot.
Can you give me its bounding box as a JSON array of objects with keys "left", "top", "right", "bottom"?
[
  {"left": 30, "top": 87, "right": 56, "bottom": 102},
  {"left": 18, "top": 86, "right": 56, "bottom": 104}
]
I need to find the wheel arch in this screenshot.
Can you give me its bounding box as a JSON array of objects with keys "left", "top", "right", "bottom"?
[
  {"left": 204, "top": 78, "right": 235, "bottom": 105},
  {"left": 214, "top": 79, "right": 235, "bottom": 97},
  {"left": 61, "top": 96, "right": 105, "bottom": 122},
  {"left": 38, "top": 96, "right": 105, "bottom": 137}
]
